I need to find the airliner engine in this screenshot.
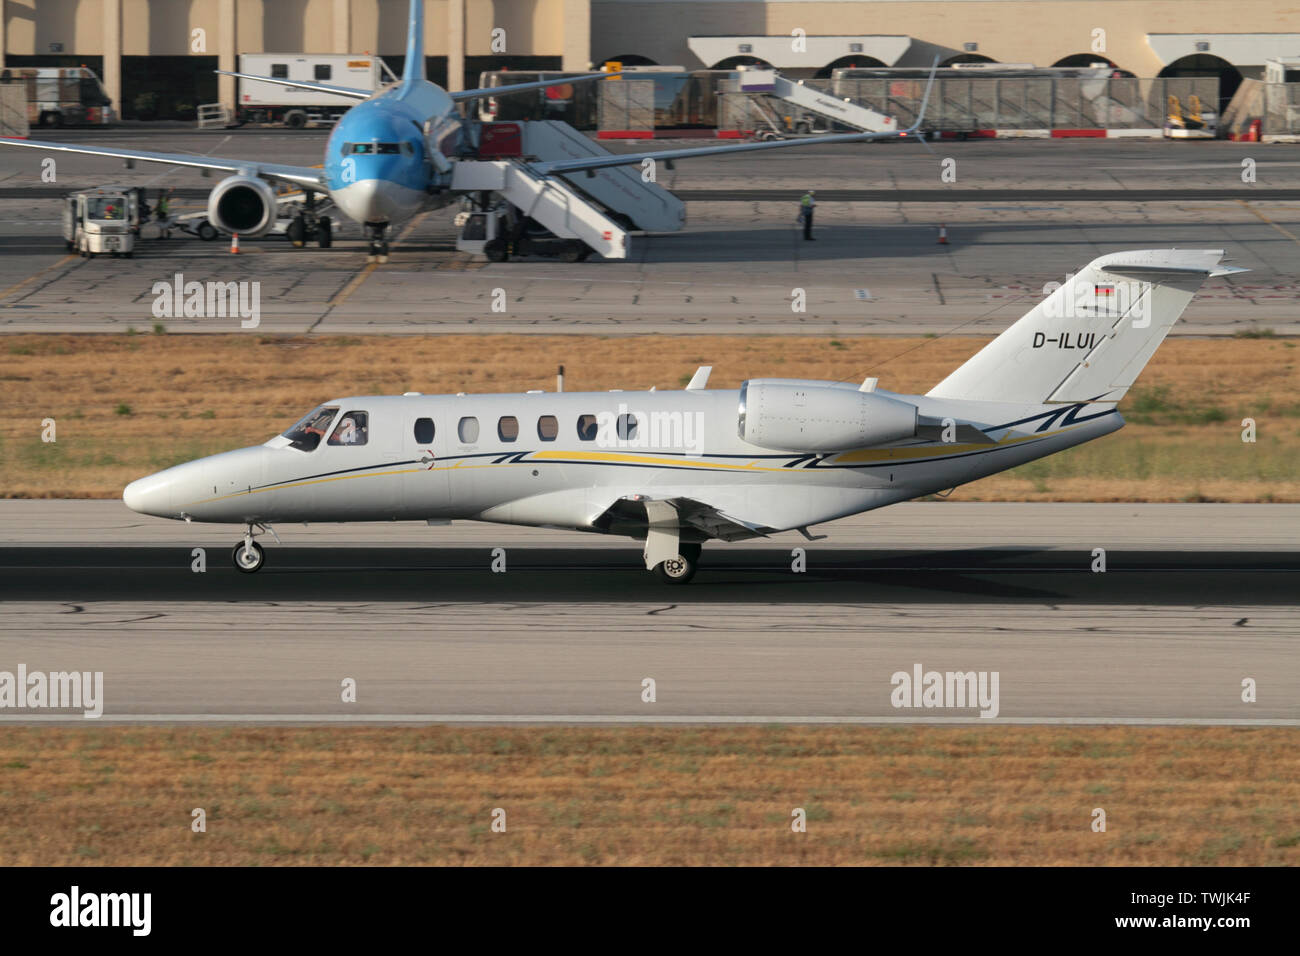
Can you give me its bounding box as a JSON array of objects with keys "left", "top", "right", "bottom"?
[
  {"left": 738, "top": 380, "right": 918, "bottom": 452},
  {"left": 207, "top": 176, "right": 278, "bottom": 237}
]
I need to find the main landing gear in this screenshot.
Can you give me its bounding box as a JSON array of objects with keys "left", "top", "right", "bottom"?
[
  {"left": 232, "top": 522, "right": 279, "bottom": 573},
  {"left": 365, "top": 222, "right": 390, "bottom": 263},
  {"left": 652, "top": 542, "right": 701, "bottom": 585}
]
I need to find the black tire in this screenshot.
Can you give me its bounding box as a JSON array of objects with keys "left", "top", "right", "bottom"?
[
  {"left": 232, "top": 540, "right": 265, "bottom": 573},
  {"left": 197, "top": 221, "right": 218, "bottom": 241},
  {"left": 284, "top": 111, "right": 307, "bottom": 130},
  {"left": 65, "top": 239, "right": 73, "bottom": 251},
  {"left": 561, "top": 242, "right": 587, "bottom": 263},
  {"left": 287, "top": 216, "right": 306, "bottom": 247},
  {"left": 653, "top": 546, "right": 699, "bottom": 585},
  {"left": 484, "top": 239, "right": 508, "bottom": 262},
  {"left": 39, "top": 111, "right": 61, "bottom": 128},
  {"left": 317, "top": 217, "right": 332, "bottom": 248}
]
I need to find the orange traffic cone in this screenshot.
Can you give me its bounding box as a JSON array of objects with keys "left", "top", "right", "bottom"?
[
  {"left": 230, "top": 232, "right": 240, "bottom": 254},
  {"left": 937, "top": 224, "right": 948, "bottom": 245}
]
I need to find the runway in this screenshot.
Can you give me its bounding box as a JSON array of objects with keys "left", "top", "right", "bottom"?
[{"left": 0, "top": 502, "right": 1296, "bottom": 724}]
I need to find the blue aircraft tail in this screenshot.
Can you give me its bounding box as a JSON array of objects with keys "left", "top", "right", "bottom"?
[{"left": 401, "top": 0, "right": 425, "bottom": 88}]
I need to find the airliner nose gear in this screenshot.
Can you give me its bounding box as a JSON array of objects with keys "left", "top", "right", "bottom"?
[{"left": 365, "top": 222, "right": 390, "bottom": 263}]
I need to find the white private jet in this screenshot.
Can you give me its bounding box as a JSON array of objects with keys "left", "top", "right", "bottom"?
[
  {"left": 123, "top": 249, "right": 1241, "bottom": 583},
  {"left": 1, "top": 0, "right": 932, "bottom": 261}
]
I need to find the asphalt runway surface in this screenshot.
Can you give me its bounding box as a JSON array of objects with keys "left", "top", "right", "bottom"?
[
  {"left": 2, "top": 133, "right": 1298, "bottom": 334},
  {"left": 0, "top": 502, "right": 1296, "bottom": 724}
]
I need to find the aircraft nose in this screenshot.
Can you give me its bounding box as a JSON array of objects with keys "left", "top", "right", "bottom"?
[
  {"left": 335, "top": 177, "right": 403, "bottom": 223},
  {"left": 123, "top": 472, "right": 173, "bottom": 516}
]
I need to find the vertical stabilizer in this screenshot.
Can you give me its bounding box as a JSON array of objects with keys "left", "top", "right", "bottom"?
[
  {"left": 401, "top": 0, "right": 426, "bottom": 88},
  {"left": 927, "top": 250, "right": 1244, "bottom": 404}
]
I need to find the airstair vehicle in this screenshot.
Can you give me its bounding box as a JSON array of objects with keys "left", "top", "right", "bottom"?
[
  {"left": 736, "top": 69, "right": 898, "bottom": 139},
  {"left": 452, "top": 120, "right": 686, "bottom": 260}
]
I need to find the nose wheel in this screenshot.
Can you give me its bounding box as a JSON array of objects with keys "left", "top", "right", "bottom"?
[
  {"left": 231, "top": 522, "right": 278, "bottom": 573},
  {"left": 365, "top": 223, "right": 390, "bottom": 263},
  {"left": 232, "top": 540, "right": 265, "bottom": 573}
]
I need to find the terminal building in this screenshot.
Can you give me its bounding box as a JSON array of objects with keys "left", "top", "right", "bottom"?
[{"left": 1, "top": 0, "right": 1298, "bottom": 120}]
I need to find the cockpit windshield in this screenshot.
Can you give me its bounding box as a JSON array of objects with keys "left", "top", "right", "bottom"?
[{"left": 282, "top": 405, "right": 338, "bottom": 451}]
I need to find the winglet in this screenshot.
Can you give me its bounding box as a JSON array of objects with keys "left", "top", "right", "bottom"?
[
  {"left": 686, "top": 366, "right": 713, "bottom": 390},
  {"left": 905, "top": 57, "right": 940, "bottom": 135}
]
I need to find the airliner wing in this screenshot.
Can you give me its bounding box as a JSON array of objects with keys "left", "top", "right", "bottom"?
[
  {"left": 529, "top": 60, "right": 936, "bottom": 175},
  {"left": 531, "top": 128, "right": 917, "bottom": 176},
  {"left": 450, "top": 71, "right": 622, "bottom": 102},
  {"left": 216, "top": 70, "right": 373, "bottom": 100},
  {"left": 0, "top": 137, "right": 326, "bottom": 189}
]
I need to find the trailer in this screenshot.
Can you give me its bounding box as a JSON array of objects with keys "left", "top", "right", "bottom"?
[
  {"left": 234, "top": 54, "right": 397, "bottom": 127},
  {"left": 0, "top": 67, "right": 114, "bottom": 127}
]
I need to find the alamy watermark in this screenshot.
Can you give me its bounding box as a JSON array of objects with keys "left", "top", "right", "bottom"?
[
  {"left": 151, "top": 272, "right": 260, "bottom": 328},
  {"left": 0, "top": 664, "right": 103, "bottom": 718},
  {"left": 595, "top": 402, "right": 705, "bottom": 456},
  {"left": 890, "top": 662, "right": 999, "bottom": 718}
]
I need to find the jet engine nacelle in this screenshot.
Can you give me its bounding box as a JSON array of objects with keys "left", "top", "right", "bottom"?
[
  {"left": 207, "top": 175, "right": 278, "bottom": 238},
  {"left": 738, "top": 380, "right": 918, "bottom": 452}
]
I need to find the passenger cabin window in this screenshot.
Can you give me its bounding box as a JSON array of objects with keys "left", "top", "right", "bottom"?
[
  {"left": 617, "top": 413, "right": 639, "bottom": 441},
  {"left": 498, "top": 416, "right": 519, "bottom": 442},
  {"left": 537, "top": 415, "right": 558, "bottom": 441},
  {"left": 327, "top": 410, "right": 369, "bottom": 446},
  {"left": 282, "top": 405, "right": 338, "bottom": 452},
  {"left": 314, "top": 64, "right": 332, "bottom": 81},
  {"left": 458, "top": 416, "right": 480, "bottom": 443},
  {"left": 413, "top": 417, "right": 435, "bottom": 444},
  {"left": 576, "top": 414, "right": 598, "bottom": 441},
  {"left": 271, "top": 64, "right": 289, "bottom": 79}
]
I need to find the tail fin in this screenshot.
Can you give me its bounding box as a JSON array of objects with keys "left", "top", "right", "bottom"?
[
  {"left": 401, "top": 0, "right": 425, "bottom": 88},
  {"left": 927, "top": 250, "right": 1245, "bottom": 404}
]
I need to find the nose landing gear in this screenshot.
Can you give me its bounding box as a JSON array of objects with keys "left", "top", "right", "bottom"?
[
  {"left": 232, "top": 522, "right": 280, "bottom": 573},
  {"left": 365, "top": 222, "right": 390, "bottom": 263}
]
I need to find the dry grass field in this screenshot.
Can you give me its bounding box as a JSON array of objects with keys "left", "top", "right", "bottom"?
[
  {"left": 1, "top": 333, "right": 1297, "bottom": 501},
  {"left": 0, "top": 726, "right": 1295, "bottom": 866}
]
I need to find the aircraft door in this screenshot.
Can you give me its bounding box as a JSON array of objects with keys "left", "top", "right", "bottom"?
[{"left": 403, "top": 411, "right": 451, "bottom": 518}]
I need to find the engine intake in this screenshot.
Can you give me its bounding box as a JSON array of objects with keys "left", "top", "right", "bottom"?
[
  {"left": 738, "top": 380, "right": 918, "bottom": 452},
  {"left": 207, "top": 175, "right": 277, "bottom": 237}
]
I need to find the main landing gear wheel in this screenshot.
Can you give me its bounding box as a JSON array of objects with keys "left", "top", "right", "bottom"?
[
  {"left": 317, "top": 216, "right": 332, "bottom": 248},
  {"left": 653, "top": 542, "right": 701, "bottom": 585},
  {"left": 232, "top": 540, "right": 265, "bottom": 573},
  {"left": 287, "top": 216, "right": 305, "bottom": 246}
]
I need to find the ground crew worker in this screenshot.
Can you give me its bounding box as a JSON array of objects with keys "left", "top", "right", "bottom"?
[
  {"left": 799, "top": 189, "right": 816, "bottom": 240},
  {"left": 155, "top": 189, "right": 171, "bottom": 222}
]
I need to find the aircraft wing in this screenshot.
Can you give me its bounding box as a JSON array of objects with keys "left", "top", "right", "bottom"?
[
  {"left": 450, "top": 71, "right": 622, "bottom": 102},
  {"left": 0, "top": 138, "right": 326, "bottom": 190},
  {"left": 529, "top": 60, "right": 935, "bottom": 176},
  {"left": 598, "top": 494, "right": 773, "bottom": 542},
  {"left": 216, "top": 70, "right": 373, "bottom": 100},
  {"left": 530, "top": 128, "right": 917, "bottom": 175}
]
